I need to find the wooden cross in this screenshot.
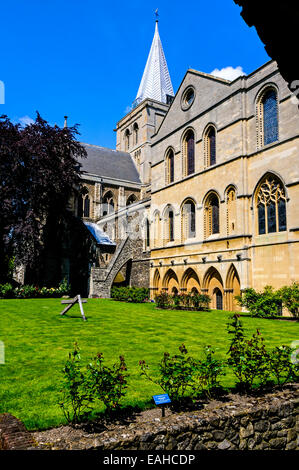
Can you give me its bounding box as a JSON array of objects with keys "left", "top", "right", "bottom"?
[{"left": 60, "top": 295, "right": 87, "bottom": 321}]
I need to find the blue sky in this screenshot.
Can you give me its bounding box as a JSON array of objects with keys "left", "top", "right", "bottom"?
[{"left": 0, "top": 0, "right": 270, "bottom": 149}]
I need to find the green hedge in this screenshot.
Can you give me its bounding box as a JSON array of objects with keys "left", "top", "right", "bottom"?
[
  {"left": 155, "top": 292, "right": 211, "bottom": 311},
  {"left": 111, "top": 286, "right": 150, "bottom": 303}
]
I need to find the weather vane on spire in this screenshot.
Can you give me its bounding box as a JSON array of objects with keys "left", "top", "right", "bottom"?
[{"left": 155, "top": 8, "right": 159, "bottom": 21}]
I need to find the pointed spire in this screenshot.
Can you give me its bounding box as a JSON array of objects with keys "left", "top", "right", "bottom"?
[{"left": 134, "top": 17, "right": 174, "bottom": 106}]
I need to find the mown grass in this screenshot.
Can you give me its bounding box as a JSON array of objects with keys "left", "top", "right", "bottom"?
[{"left": 0, "top": 298, "right": 298, "bottom": 430}]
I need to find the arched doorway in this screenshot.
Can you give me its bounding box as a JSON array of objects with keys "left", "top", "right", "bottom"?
[
  {"left": 162, "top": 269, "right": 179, "bottom": 293},
  {"left": 203, "top": 266, "right": 224, "bottom": 310},
  {"left": 214, "top": 288, "right": 223, "bottom": 310}
]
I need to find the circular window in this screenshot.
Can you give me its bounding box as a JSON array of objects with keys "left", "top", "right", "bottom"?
[{"left": 181, "top": 86, "right": 195, "bottom": 110}]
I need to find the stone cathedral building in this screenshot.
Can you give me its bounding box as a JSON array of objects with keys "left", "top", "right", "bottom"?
[{"left": 74, "top": 20, "right": 299, "bottom": 310}]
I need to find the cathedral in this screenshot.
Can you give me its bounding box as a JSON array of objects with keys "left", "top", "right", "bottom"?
[{"left": 73, "top": 19, "right": 299, "bottom": 310}]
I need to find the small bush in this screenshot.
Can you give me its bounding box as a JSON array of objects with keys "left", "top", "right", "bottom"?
[
  {"left": 154, "top": 292, "right": 211, "bottom": 311},
  {"left": 0, "top": 283, "right": 15, "bottom": 299},
  {"left": 195, "top": 345, "right": 225, "bottom": 397},
  {"left": 139, "top": 344, "right": 198, "bottom": 402},
  {"left": 278, "top": 282, "right": 299, "bottom": 317},
  {"left": 268, "top": 346, "right": 298, "bottom": 385},
  {"left": 235, "top": 286, "right": 282, "bottom": 317},
  {"left": 59, "top": 343, "right": 93, "bottom": 424},
  {"left": 154, "top": 291, "right": 171, "bottom": 309},
  {"left": 111, "top": 286, "right": 149, "bottom": 303},
  {"left": 226, "top": 314, "right": 270, "bottom": 391},
  {"left": 87, "top": 353, "right": 129, "bottom": 412}
]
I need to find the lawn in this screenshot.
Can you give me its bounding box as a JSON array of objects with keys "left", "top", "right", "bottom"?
[{"left": 0, "top": 298, "right": 298, "bottom": 430}]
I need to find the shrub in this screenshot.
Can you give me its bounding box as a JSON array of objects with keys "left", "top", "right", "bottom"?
[
  {"left": 0, "top": 283, "right": 15, "bottom": 299},
  {"left": 191, "top": 293, "right": 211, "bottom": 311},
  {"left": 226, "top": 314, "right": 270, "bottom": 391},
  {"left": 59, "top": 343, "right": 93, "bottom": 424},
  {"left": 154, "top": 292, "right": 211, "bottom": 310},
  {"left": 87, "top": 353, "right": 129, "bottom": 412},
  {"left": 235, "top": 286, "right": 282, "bottom": 317},
  {"left": 195, "top": 345, "right": 225, "bottom": 397},
  {"left": 278, "top": 282, "right": 299, "bottom": 317},
  {"left": 154, "top": 291, "right": 171, "bottom": 309},
  {"left": 268, "top": 346, "right": 298, "bottom": 385},
  {"left": 111, "top": 286, "right": 149, "bottom": 303},
  {"left": 139, "top": 344, "right": 198, "bottom": 402}
]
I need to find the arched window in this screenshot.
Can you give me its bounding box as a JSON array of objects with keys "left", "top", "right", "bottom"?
[
  {"left": 257, "top": 87, "right": 278, "bottom": 147},
  {"left": 181, "top": 199, "right": 196, "bottom": 240},
  {"left": 256, "top": 175, "right": 286, "bottom": 234},
  {"left": 205, "top": 126, "right": 216, "bottom": 167},
  {"left": 83, "top": 195, "right": 90, "bottom": 218},
  {"left": 154, "top": 211, "right": 160, "bottom": 248},
  {"left": 183, "top": 130, "right": 195, "bottom": 176},
  {"left": 166, "top": 148, "right": 174, "bottom": 184},
  {"left": 133, "top": 123, "right": 139, "bottom": 145},
  {"left": 77, "top": 194, "right": 83, "bottom": 218},
  {"left": 125, "top": 129, "right": 130, "bottom": 151},
  {"left": 205, "top": 193, "right": 220, "bottom": 237},
  {"left": 145, "top": 218, "right": 150, "bottom": 248},
  {"left": 102, "top": 191, "right": 115, "bottom": 216},
  {"left": 226, "top": 187, "right": 236, "bottom": 235},
  {"left": 165, "top": 207, "right": 175, "bottom": 242},
  {"left": 127, "top": 194, "right": 137, "bottom": 206}
]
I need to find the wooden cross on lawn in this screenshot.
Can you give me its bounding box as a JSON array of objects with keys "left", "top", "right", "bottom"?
[{"left": 60, "top": 295, "right": 87, "bottom": 321}]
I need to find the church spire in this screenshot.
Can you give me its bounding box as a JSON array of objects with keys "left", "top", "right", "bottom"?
[{"left": 134, "top": 15, "right": 174, "bottom": 106}]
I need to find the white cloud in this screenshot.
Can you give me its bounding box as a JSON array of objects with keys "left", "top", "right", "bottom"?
[
  {"left": 210, "top": 66, "right": 246, "bottom": 81},
  {"left": 18, "top": 115, "right": 35, "bottom": 127}
]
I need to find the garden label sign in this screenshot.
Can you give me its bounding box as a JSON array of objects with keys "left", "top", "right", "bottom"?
[
  {"left": 60, "top": 295, "right": 87, "bottom": 321},
  {"left": 153, "top": 393, "right": 171, "bottom": 417}
]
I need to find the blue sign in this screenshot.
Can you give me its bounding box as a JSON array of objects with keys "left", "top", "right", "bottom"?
[{"left": 153, "top": 394, "right": 171, "bottom": 405}]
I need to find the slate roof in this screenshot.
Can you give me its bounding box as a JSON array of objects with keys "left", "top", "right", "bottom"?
[{"left": 79, "top": 143, "right": 141, "bottom": 184}]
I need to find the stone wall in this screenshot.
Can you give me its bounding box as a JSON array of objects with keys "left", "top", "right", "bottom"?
[
  {"left": 90, "top": 237, "right": 150, "bottom": 298},
  {"left": 30, "top": 384, "right": 298, "bottom": 451},
  {"left": 91, "top": 389, "right": 299, "bottom": 451}
]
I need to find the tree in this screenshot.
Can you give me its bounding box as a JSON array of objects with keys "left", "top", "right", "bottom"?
[{"left": 0, "top": 113, "right": 87, "bottom": 284}]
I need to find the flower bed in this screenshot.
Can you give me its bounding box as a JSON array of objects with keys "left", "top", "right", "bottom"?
[{"left": 0, "top": 279, "right": 70, "bottom": 299}]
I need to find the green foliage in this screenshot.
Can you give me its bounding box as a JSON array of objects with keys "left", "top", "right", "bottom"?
[
  {"left": 111, "top": 286, "right": 149, "bottom": 303},
  {"left": 278, "top": 282, "right": 299, "bottom": 318},
  {"left": 227, "top": 314, "right": 270, "bottom": 391},
  {"left": 59, "top": 343, "right": 93, "bottom": 424},
  {"left": 139, "top": 344, "right": 198, "bottom": 402},
  {"left": 235, "top": 286, "right": 282, "bottom": 317},
  {"left": 155, "top": 291, "right": 171, "bottom": 309},
  {"left": 139, "top": 343, "right": 225, "bottom": 402},
  {"left": 154, "top": 292, "right": 211, "bottom": 311},
  {"left": 0, "top": 278, "right": 70, "bottom": 299},
  {"left": 0, "top": 283, "right": 15, "bottom": 298},
  {"left": 268, "top": 346, "right": 298, "bottom": 385},
  {"left": 87, "top": 353, "right": 129, "bottom": 412},
  {"left": 195, "top": 346, "right": 225, "bottom": 397}
]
